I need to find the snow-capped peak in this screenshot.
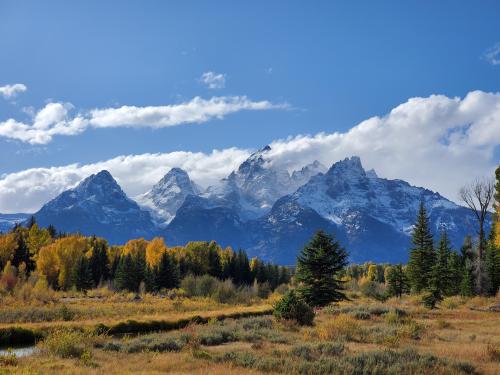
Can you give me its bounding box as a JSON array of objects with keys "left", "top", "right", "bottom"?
[
  {"left": 136, "top": 167, "right": 199, "bottom": 226},
  {"left": 326, "top": 156, "right": 365, "bottom": 178}
]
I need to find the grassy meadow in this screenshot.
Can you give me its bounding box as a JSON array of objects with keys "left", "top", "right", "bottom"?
[{"left": 0, "top": 290, "right": 498, "bottom": 375}]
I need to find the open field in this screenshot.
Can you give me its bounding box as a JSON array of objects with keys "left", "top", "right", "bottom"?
[{"left": 1, "top": 294, "right": 498, "bottom": 375}]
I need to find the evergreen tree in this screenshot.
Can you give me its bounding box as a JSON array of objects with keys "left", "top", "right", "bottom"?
[
  {"left": 207, "top": 242, "right": 222, "bottom": 278},
  {"left": 435, "top": 231, "right": 453, "bottom": 295},
  {"left": 447, "top": 251, "right": 463, "bottom": 295},
  {"left": 407, "top": 202, "right": 435, "bottom": 293},
  {"left": 89, "top": 237, "right": 109, "bottom": 287},
  {"left": 11, "top": 229, "right": 33, "bottom": 272},
  {"left": 235, "top": 250, "right": 252, "bottom": 285},
  {"left": 109, "top": 255, "right": 120, "bottom": 280},
  {"left": 144, "top": 265, "right": 156, "bottom": 293},
  {"left": 386, "top": 264, "right": 409, "bottom": 298},
  {"left": 485, "top": 234, "right": 500, "bottom": 296},
  {"left": 459, "top": 236, "right": 475, "bottom": 296},
  {"left": 154, "top": 252, "right": 179, "bottom": 290},
  {"left": 296, "top": 230, "right": 348, "bottom": 307},
  {"left": 254, "top": 259, "right": 267, "bottom": 284},
  {"left": 460, "top": 259, "right": 475, "bottom": 297},
  {"left": 46, "top": 224, "right": 57, "bottom": 238},
  {"left": 424, "top": 232, "right": 453, "bottom": 307},
  {"left": 114, "top": 254, "right": 137, "bottom": 292},
  {"left": 73, "top": 256, "right": 93, "bottom": 291},
  {"left": 133, "top": 252, "right": 146, "bottom": 291},
  {"left": 278, "top": 266, "right": 291, "bottom": 286}
]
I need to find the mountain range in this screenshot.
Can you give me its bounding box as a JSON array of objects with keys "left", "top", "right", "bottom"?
[{"left": 3, "top": 146, "right": 480, "bottom": 264}]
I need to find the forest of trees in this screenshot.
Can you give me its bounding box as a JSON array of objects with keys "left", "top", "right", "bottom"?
[
  {"left": 1, "top": 167, "right": 499, "bottom": 308},
  {"left": 342, "top": 167, "right": 500, "bottom": 307},
  {"left": 0, "top": 222, "right": 291, "bottom": 295}
]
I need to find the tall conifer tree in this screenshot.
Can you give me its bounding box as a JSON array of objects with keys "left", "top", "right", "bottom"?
[
  {"left": 407, "top": 202, "right": 435, "bottom": 292},
  {"left": 386, "top": 264, "right": 409, "bottom": 298},
  {"left": 296, "top": 230, "right": 348, "bottom": 307}
]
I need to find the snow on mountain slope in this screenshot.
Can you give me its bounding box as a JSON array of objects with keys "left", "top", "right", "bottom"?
[
  {"left": 201, "top": 146, "right": 326, "bottom": 219},
  {"left": 136, "top": 167, "right": 200, "bottom": 226},
  {"left": 0, "top": 213, "right": 30, "bottom": 233},
  {"left": 292, "top": 156, "right": 466, "bottom": 237},
  {"left": 34, "top": 170, "right": 156, "bottom": 243}
]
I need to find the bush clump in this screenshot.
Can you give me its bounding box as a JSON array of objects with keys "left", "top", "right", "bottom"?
[
  {"left": 40, "top": 329, "right": 90, "bottom": 358},
  {"left": 273, "top": 290, "right": 314, "bottom": 326}
]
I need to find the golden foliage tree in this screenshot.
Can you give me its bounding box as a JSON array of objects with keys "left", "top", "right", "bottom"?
[
  {"left": 123, "top": 238, "right": 149, "bottom": 259},
  {"left": 37, "top": 236, "right": 89, "bottom": 289},
  {"left": 145, "top": 237, "right": 168, "bottom": 268},
  {"left": 27, "top": 224, "right": 52, "bottom": 259},
  {"left": 0, "top": 233, "right": 18, "bottom": 268}
]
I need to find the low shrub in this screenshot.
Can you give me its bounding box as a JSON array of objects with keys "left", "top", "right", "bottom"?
[
  {"left": 383, "top": 308, "right": 407, "bottom": 325},
  {"left": 291, "top": 342, "right": 345, "bottom": 360},
  {"left": 316, "top": 314, "right": 362, "bottom": 341},
  {"left": 441, "top": 296, "right": 465, "bottom": 310},
  {"left": 59, "top": 305, "right": 75, "bottom": 321},
  {"left": 180, "top": 275, "right": 258, "bottom": 304},
  {"left": 213, "top": 347, "right": 476, "bottom": 375},
  {"left": 41, "top": 329, "right": 90, "bottom": 358},
  {"left": 199, "top": 326, "right": 237, "bottom": 346},
  {"left": 273, "top": 290, "right": 314, "bottom": 326},
  {"left": 359, "top": 280, "right": 388, "bottom": 301}
]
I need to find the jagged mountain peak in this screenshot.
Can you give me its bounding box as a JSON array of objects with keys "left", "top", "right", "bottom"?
[
  {"left": 155, "top": 168, "right": 194, "bottom": 191},
  {"left": 327, "top": 156, "right": 365, "bottom": 177},
  {"left": 291, "top": 160, "right": 327, "bottom": 187},
  {"left": 77, "top": 169, "right": 117, "bottom": 187},
  {"left": 34, "top": 171, "right": 155, "bottom": 244},
  {"left": 70, "top": 170, "right": 128, "bottom": 202},
  {"left": 236, "top": 145, "right": 272, "bottom": 176},
  {"left": 136, "top": 167, "right": 199, "bottom": 226}
]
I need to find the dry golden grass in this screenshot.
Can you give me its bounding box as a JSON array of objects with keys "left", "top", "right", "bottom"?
[
  {"left": 1, "top": 294, "right": 498, "bottom": 375},
  {"left": 0, "top": 294, "right": 272, "bottom": 332}
]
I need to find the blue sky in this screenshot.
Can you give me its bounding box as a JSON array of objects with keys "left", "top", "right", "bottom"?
[{"left": 1, "top": 1, "right": 500, "bottom": 212}]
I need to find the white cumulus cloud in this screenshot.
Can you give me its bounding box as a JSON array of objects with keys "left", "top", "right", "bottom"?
[
  {"left": 0, "top": 96, "right": 285, "bottom": 144},
  {"left": 0, "top": 90, "right": 499, "bottom": 213},
  {"left": 200, "top": 71, "right": 226, "bottom": 89},
  {"left": 0, "top": 83, "right": 27, "bottom": 99},
  {"left": 0, "top": 148, "right": 251, "bottom": 213}
]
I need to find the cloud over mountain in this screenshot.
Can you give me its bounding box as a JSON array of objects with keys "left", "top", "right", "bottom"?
[{"left": 0, "top": 90, "right": 498, "bottom": 213}]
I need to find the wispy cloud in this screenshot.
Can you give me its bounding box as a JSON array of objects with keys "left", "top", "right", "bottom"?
[
  {"left": 200, "top": 71, "right": 226, "bottom": 89},
  {"left": 1, "top": 90, "right": 499, "bottom": 212},
  {"left": 0, "top": 96, "right": 287, "bottom": 144},
  {"left": 483, "top": 42, "right": 500, "bottom": 65},
  {"left": 0, "top": 83, "right": 27, "bottom": 99}
]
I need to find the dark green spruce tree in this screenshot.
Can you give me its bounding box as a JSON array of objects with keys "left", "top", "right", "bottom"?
[
  {"left": 89, "top": 236, "right": 110, "bottom": 287},
  {"left": 296, "top": 230, "right": 348, "bottom": 307},
  {"left": 460, "top": 236, "right": 475, "bottom": 296},
  {"left": 154, "top": 252, "right": 179, "bottom": 290},
  {"left": 386, "top": 264, "right": 409, "bottom": 298},
  {"left": 407, "top": 202, "right": 435, "bottom": 293},
  {"left": 114, "top": 254, "right": 137, "bottom": 292},
  {"left": 447, "top": 251, "right": 463, "bottom": 295},
  {"left": 423, "top": 231, "right": 453, "bottom": 308},
  {"left": 485, "top": 232, "right": 500, "bottom": 296},
  {"left": 73, "top": 256, "right": 93, "bottom": 291}
]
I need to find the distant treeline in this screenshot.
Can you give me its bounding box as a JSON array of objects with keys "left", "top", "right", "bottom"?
[{"left": 0, "top": 220, "right": 291, "bottom": 293}]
